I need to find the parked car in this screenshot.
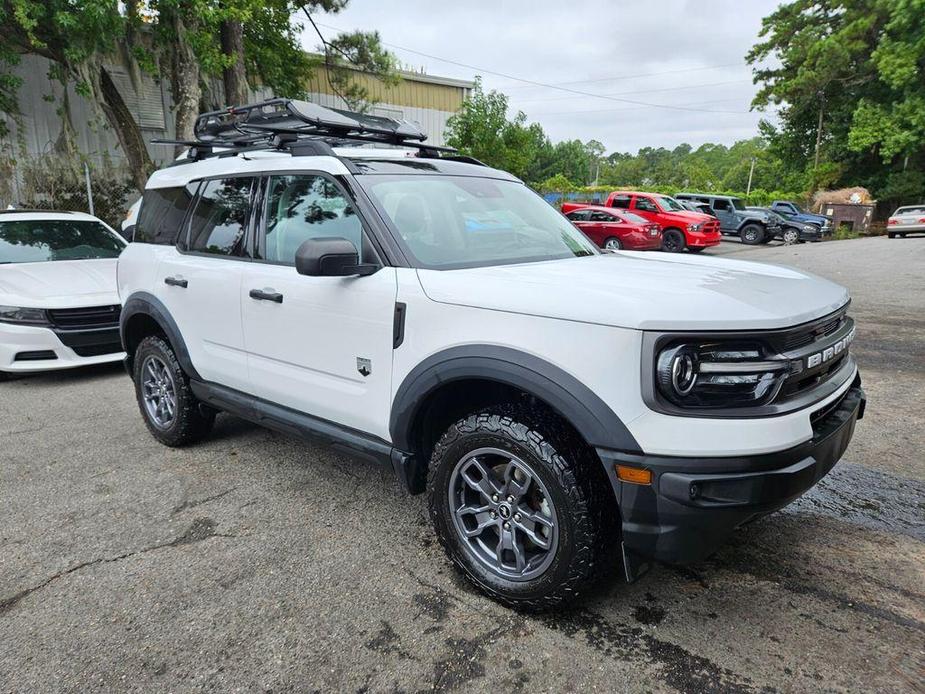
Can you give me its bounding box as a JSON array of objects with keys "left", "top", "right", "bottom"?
[
  {"left": 770, "top": 200, "right": 832, "bottom": 234},
  {"left": 887, "top": 204, "right": 925, "bottom": 238},
  {"left": 563, "top": 205, "right": 662, "bottom": 251},
  {"left": 122, "top": 198, "right": 141, "bottom": 240},
  {"left": 675, "top": 193, "right": 779, "bottom": 245},
  {"left": 564, "top": 191, "right": 720, "bottom": 253},
  {"left": 747, "top": 207, "right": 823, "bottom": 244},
  {"left": 120, "top": 98, "right": 865, "bottom": 609},
  {"left": 0, "top": 210, "right": 127, "bottom": 380}
]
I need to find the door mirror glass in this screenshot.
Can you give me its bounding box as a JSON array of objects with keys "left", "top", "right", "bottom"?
[{"left": 295, "top": 237, "right": 377, "bottom": 277}]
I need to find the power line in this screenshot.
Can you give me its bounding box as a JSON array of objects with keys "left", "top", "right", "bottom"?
[
  {"left": 315, "top": 21, "right": 753, "bottom": 115},
  {"left": 526, "top": 97, "right": 754, "bottom": 117},
  {"left": 497, "top": 62, "right": 748, "bottom": 91},
  {"left": 510, "top": 79, "right": 752, "bottom": 105}
]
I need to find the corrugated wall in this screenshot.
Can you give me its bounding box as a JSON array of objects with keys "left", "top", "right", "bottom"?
[{"left": 1, "top": 56, "right": 471, "bottom": 165}]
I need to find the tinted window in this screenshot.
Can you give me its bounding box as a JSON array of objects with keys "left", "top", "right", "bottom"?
[
  {"left": 0, "top": 219, "right": 124, "bottom": 264},
  {"left": 731, "top": 198, "right": 746, "bottom": 211},
  {"left": 187, "top": 178, "right": 253, "bottom": 256},
  {"left": 634, "top": 196, "right": 658, "bottom": 212},
  {"left": 609, "top": 194, "right": 632, "bottom": 209},
  {"left": 261, "top": 174, "right": 365, "bottom": 264},
  {"left": 566, "top": 210, "right": 590, "bottom": 221},
  {"left": 712, "top": 199, "right": 731, "bottom": 212},
  {"left": 135, "top": 185, "right": 197, "bottom": 245},
  {"left": 589, "top": 210, "right": 615, "bottom": 222},
  {"left": 622, "top": 211, "right": 649, "bottom": 225},
  {"left": 359, "top": 175, "right": 597, "bottom": 270}
]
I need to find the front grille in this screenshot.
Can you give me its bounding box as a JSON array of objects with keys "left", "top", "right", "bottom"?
[
  {"left": 780, "top": 309, "right": 846, "bottom": 352},
  {"left": 47, "top": 305, "right": 121, "bottom": 330},
  {"left": 704, "top": 220, "right": 720, "bottom": 234},
  {"left": 71, "top": 341, "right": 122, "bottom": 357},
  {"left": 14, "top": 350, "right": 58, "bottom": 362}
]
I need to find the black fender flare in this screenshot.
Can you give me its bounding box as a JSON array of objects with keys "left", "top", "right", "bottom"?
[
  {"left": 120, "top": 291, "right": 200, "bottom": 380},
  {"left": 389, "top": 345, "right": 642, "bottom": 455}
]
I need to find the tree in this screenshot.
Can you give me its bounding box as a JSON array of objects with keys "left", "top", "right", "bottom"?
[{"left": 748, "top": 0, "right": 925, "bottom": 205}]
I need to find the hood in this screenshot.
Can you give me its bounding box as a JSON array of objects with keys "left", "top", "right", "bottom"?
[
  {"left": 660, "top": 210, "right": 713, "bottom": 224},
  {"left": 417, "top": 253, "right": 849, "bottom": 331},
  {"left": 0, "top": 259, "right": 120, "bottom": 308},
  {"left": 797, "top": 212, "right": 831, "bottom": 224}
]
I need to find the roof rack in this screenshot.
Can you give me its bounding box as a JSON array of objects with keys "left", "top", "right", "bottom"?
[{"left": 152, "top": 97, "right": 460, "bottom": 162}]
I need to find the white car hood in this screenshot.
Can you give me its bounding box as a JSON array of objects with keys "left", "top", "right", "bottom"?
[
  {"left": 0, "top": 259, "right": 120, "bottom": 308},
  {"left": 417, "top": 253, "right": 850, "bottom": 331}
]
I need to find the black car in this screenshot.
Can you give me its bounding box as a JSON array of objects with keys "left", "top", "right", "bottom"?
[{"left": 747, "top": 207, "right": 823, "bottom": 244}]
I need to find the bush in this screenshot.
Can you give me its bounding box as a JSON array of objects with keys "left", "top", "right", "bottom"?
[{"left": 833, "top": 224, "right": 860, "bottom": 240}]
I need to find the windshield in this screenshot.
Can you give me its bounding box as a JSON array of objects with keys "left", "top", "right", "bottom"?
[
  {"left": 359, "top": 175, "right": 598, "bottom": 269},
  {"left": 0, "top": 219, "right": 124, "bottom": 264},
  {"left": 789, "top": 203, "right": 805, "bottom": 213},
  {"left": 656, "top": 195, "right": 686, "bottom": 212}
]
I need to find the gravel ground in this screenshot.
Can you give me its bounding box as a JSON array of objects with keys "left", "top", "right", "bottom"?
[{"left": 1, "top": 235, "right": 923, "bottom": 693}]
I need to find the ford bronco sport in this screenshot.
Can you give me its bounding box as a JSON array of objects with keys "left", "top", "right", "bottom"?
[{"left": 119, "top": 99, "right": 866, "bottom": 609}]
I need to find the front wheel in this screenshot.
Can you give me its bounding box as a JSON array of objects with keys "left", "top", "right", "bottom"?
[
  {"left": 603, "top": 237, "right": 622, "bottom": 251},
  {"left": 427, "top": 409, "right": 605, "bottom": 610},
  {"left": 133, "top": 335, "right": 215, "bottom": 447},
  {"left": 740, "top": 224, "right": 765, "bottom": 245},
  {"left": 782, "top": 228, "right": 799, "bottom": 245},
  {"left": 661, "top": 229, "right": 686, "bottom": 253}
]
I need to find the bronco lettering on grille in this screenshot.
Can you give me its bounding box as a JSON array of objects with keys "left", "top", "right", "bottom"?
[{"left": 806, "top": 326, "right": 855, "bottom": 369}]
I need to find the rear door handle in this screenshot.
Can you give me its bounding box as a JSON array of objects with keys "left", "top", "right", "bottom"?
[
  {"left": 249, "top": 288, "right": 283, "bottom": 304},
  {"left": 164, "top": 276, "right": 188, "bottom": 288}
]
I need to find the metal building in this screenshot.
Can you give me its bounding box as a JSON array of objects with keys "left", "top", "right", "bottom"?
[{"left": 1, "top": 55, "right": 473, "bottom": 168}]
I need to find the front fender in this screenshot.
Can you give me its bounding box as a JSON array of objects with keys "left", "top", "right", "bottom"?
[{"left": 120, "top": 291, "right": 200, "bottom": 380}]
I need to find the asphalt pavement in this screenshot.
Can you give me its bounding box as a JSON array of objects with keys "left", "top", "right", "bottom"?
[{"left": 1, "top": 235, "right": 923, "bottom": 692}]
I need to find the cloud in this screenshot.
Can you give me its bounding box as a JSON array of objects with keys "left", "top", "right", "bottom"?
[{"left": 303, "top": 0, "right": 780, "bottom": 153}]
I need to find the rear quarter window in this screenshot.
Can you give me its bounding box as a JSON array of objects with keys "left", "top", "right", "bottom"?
[{"left": 134, "top": 184, "right": 198, "bottom": 245}]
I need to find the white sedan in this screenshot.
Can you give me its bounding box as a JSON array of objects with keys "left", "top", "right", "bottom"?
[{"left": 0, "top": 210, "right": 127, "bottom": 379}]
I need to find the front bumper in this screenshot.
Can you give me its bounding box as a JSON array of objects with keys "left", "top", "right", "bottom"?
[
  {"left": 0, "top": 322, "right": 124, "bottom": 374},
  {"left": 599, "top": 374, "right": 865, "bottom": 568},
  {"left": 687, "top": 231, "right": 722, "bottom": 248}
]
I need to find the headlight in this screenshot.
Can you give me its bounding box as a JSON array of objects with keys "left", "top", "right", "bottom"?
[
  {"left": 0, "top": 305, "right": 50, "bottom": 325},
  {"left": 655, "top": 341, "right": 790, "bottom": 409},
  {"left": 803, "top": 224, "right": 816, "bottom": 231},
  {"left": 687, "top": 223, "right": 702, "bottom": 232}
]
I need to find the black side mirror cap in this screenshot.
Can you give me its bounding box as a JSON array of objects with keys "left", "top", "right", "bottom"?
[{"left": 295, "top": 237, "right": 379, "bottom": 277}]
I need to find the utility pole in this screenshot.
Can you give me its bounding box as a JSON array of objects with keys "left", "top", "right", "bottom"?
[
  {"left": 746, "top": 157, "right": 756, "bottom": 197},
  {"left": 813, "top": 90, "right": 825, "bottom": 177}
]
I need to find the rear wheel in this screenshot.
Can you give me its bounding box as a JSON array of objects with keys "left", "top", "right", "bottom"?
[
  {"left": 888, "top": 232, "right": 896, "bottom": 239},
  {"left": 603, "top": 237, "right": 622, "bottom": 251},
  {"left": 0, "top": 371, "right": 10, "bottom": 382},
  {"left": 133, "top": 335, "right": 214, "bottom": 447},
  {"left": 782, "top": 228, "right": 799, "bottom": 245},
  {"left": 740, "top": 224, "right": 765, "bottom": 245},
  {"left": 428, "top": 408, "right": 605, "bottom": 610},
  {"left": 661, "top": 229, "right": 686, "bottom": 253}
]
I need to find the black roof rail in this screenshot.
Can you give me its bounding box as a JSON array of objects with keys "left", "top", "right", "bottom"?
[
  {"left": 0, "top": 208, "right": 78, "bottom": 215},
  {"left": 153, "top": 98, "right": 459, "bottom": 162}
]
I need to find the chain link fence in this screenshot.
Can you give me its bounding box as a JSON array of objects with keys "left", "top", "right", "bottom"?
[{"left": 0, "top": 153, "right": 139, "bottom": 230}]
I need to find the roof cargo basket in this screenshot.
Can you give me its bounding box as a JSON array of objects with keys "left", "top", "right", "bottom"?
[{"left": 153, "top": 97, "right": 459, "bottom": 162}]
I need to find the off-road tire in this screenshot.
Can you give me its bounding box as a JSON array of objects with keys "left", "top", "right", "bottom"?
[
  {"left": 133, "top": 335, "right": 214, "bottom": 447},
  {"left": 427, "top": 406, "right": 608, "bottom": 610},
  {"left": 661, "top": 229, "right": 686, "bottom": 253},
  {"left": 740, "top": 223, "right": 765, "bottom": 245}
]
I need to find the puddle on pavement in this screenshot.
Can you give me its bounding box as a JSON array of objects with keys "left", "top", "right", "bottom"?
[{"left": 784, "top": 462, "right": 925, "bottom": 541}]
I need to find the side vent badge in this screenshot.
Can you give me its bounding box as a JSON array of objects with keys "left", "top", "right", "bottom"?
[{"left": 357, "top": 358, "right": 372, "bottom": 377}]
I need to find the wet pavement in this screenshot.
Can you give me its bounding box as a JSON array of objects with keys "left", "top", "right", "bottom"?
[{"left": 1, "top": 236, "right": 923, "bottom": 692}]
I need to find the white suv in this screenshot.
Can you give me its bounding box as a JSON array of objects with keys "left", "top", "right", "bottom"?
[
  {"left": 118, "top": 100, "right": 865, "bottom": 608},
  {"left": 1, "top": 210, "right": 126, "bottom": 378}
]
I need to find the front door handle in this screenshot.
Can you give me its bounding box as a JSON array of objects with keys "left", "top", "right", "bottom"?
[
  {"left": 249, "top": 288, "right": 283, "bottom": 304},
  {"left": 164, "top": 276, "right": 188, "bottom": 288}
]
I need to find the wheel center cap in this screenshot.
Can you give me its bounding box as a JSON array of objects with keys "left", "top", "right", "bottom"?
[{"left": 498, "top": 503, "right": 512, "bottom": 520}]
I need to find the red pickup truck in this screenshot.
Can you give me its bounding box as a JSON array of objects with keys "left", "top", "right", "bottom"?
[{"left": 563, "top": 191, "right": 721, "bottom": 252}]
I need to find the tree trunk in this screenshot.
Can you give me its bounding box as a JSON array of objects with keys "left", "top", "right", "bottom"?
[
  {"left": 220, "top": 19, "right": 248, "bottom": 107},
  {"left": 168, "top": 14, "right": 203, "bottom": 148},
  {"left": 99, "top": 65, "right": 154, "bottom": 191}
]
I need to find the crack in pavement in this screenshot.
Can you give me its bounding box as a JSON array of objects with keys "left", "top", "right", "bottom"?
[
  {"left": 170, "top": 488, "right": 236, "bottom": 516},
  {"left": 0, "top": 517, "right": 232, "bottom": 616}
]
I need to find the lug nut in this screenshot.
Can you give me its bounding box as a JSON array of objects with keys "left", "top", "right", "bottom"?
[
  {"left": 490, "top": 511, "right": 497, "bottom": 519},
  {"left": 491, "top": 494, "right": 499, "bottom": 502},
  {"left": 503, "top": 522, "right": 511, "bottom": 530},
  {"left": 507, "top": 495, "right": 515, "bottom": 503},
  {"left": 514, "top": 513, "right": 522, "bottom": 522}
]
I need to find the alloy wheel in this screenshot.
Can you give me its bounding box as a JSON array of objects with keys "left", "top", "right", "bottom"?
[
  {"left": 783, "top": 229, "right": 799, "bottom": 245},
  {"left": 604, "top": 237, "right": 621, "bottom": 251},
  {"left": 448, "top": 447, "right": 558, "bottom": 581},
  {"left": 141, "top": 355, "right": 177, "bottom": 430}
]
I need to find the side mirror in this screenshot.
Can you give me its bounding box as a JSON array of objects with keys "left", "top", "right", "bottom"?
[{"left": 295, "top": 237, "right": 378, "bottom": 277}]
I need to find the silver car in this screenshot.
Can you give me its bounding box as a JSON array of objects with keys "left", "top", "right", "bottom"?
[{"left": 888, "top": 204, "right": 925, "bottom": 238}]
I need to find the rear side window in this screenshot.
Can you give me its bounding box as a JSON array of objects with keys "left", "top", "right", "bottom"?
[
  {"left": 134, "top": 185, "right": 198, "bottom": 245},
  {"left": 609, "top": 194, "right": 631, "bottom": 209},
  {"left": 566, "top": 210, "right": 590, "bottom": 221},
  {"left": 589, "top": 210, "right": 614, "bottom": 222},
  {"left": 187, "top": 178, "right": 254, "bottom": 256}
]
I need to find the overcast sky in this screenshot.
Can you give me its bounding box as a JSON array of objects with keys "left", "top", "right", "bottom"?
[{"left": 304, "top": 0, "right": 783, "bottom": 154}]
